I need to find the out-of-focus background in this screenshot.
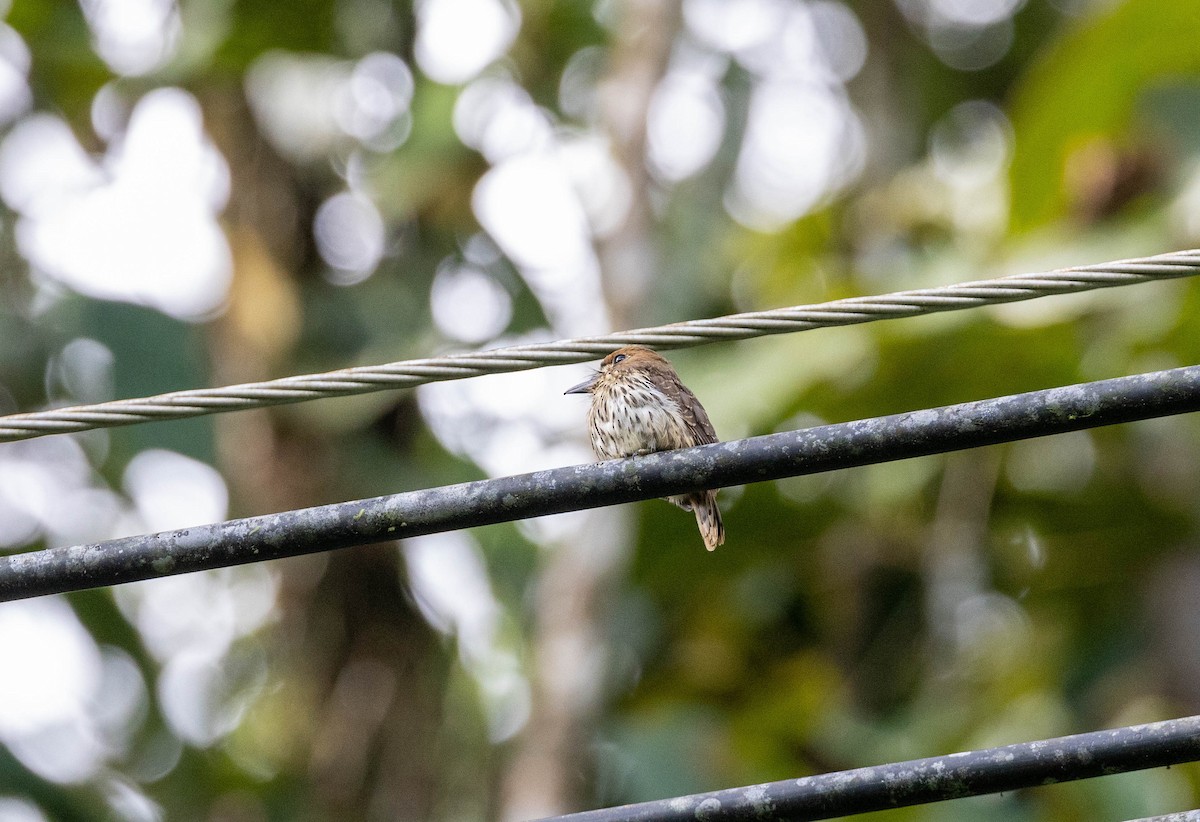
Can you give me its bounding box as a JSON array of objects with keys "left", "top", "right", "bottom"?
[{"left": 2, "top": 0, "right": 1200, "bottom": 819}]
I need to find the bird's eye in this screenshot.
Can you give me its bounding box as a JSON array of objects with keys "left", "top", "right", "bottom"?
[{"left": 613, "top": 354, "right": 627, "bottom": 363}]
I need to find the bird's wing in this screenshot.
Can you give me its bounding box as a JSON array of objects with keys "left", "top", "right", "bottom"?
[{"left": 646, "top": 369, "right": 719, "bottom": 446}]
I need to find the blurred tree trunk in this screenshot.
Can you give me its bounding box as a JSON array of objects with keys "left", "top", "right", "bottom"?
[
  {"left": 923, "top": 450, "right": 1001, "bottom": 667},
  {"left": 500, "top": 506, "right": 633, "bottom": 820},
  {"left": 500, "top": 1, "right": 680, "bottom": 818},
  {"left": 595, "top": 0, "right": 681, "bottom": 328},
  {"left": 201, "top": 87, "right": 450, "bottom": 821}
]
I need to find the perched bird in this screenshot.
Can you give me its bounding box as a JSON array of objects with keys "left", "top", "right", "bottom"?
[{"left": 565, "top": 345, "right": 724, "bottom": 551}]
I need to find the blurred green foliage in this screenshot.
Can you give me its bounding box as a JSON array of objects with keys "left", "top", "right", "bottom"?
[{"left": 3, "top": 0, "right": 1200, "bottom": 820}]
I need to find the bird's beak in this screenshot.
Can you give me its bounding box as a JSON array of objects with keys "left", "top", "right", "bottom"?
[{"left": 564, "top": 373, "right": 598, "bottom": 395}]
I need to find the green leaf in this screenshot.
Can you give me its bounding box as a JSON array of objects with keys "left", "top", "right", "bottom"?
[{"left": 1009, "top": 0, "right": 1200, "bottom": 231}]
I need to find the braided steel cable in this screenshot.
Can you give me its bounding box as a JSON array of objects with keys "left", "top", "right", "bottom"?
[
  {"left": 2, "top": 249, "right": 1198, "bottom": 443},
  {"left": 3, "top": 364, "right": 1200, "bottom": 601}
]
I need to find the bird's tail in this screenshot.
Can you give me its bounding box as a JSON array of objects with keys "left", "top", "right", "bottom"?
[{"left": 692, "top": 490, "right": 724, "bottom": 552}]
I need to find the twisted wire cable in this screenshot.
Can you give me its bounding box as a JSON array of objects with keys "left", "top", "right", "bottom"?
[
  {"left": 2, "top": 249, "right": 1198, "bottom": 443},
  {"left": 4, "top": 363, "right": 1200, "bottom": 601}
]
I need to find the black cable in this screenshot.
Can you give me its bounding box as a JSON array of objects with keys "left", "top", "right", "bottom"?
[
  {"left": 2, "top": 365, "right": 1199, "bottom": 602},
  {"left": 545, "top": 715, "right": 1200, "bottom": 821}
]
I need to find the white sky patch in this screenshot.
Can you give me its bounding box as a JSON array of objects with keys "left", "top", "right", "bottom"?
[
  {"left": 79, "top": 0, "right": 181, "bottom": 76},
  {"left": 0, "top": 88, "right": 232, "bottom": 320},
  {"left": 0, "top": 436, "right": 122, "bottom": 549},
  {"left": 0, "top": 491, "right": 37, "bottom": 548},
  {"left": 0, "top": 599, "right": 145, "bottom": 783},
  {"left": 647, "top": 68, "right": 725, "bottom": 182},
  {"left": 116, "top": 450, "right": 275, "bottom": 686},
  {"left": 337, "top": 51, "right": 414, "bottom": 144},
  {"left": 0, "top": 798, "right": 51, "bottom": 822},
  {"left": 247, "top": 51, "right": 416, "bottom": 160},
  {"left": 456, "top": 96, "right": 617, "bottom": 334},
  {"left": 728, "top": 78, "right": 865, "bottom": 229},
  {"left": 683, "top": 0, "right": 789, "bottom": 57},
  {"left": 454, "top": 76, "right": 554, "bottom": 164},
  {"left": 0, "top": 25, "right": 31, "bottom": 127},
  {"left": 156, "top": 645, "right": 267, "bottom": 746},
  {"left": 682, "top": 0, "right": 869, "bottom": 227},
  {"left": 558, "top": 132, "right": 631, "bottom": 238},
  {"left": 0, "top": 440, "right": 76, "bottom": 548},
  {"left": 113, "top": 442, "right": 277, "bottom": 746},
  {"left": 418, "top": 332, "right": 595, "bottom": 542},
  {"left": 473, "top": 152, "right": 609, "bottom": 335},
  {"left": 414, "top": 0, "right": 520, "bottom": 85},
  {"left": 47, "top": 337, "right": 116, "bottom": 406},
  {"left": 0, "top": 340, "right": 119, "bottom": 548},
  {"left": 809, "top": 1, "right": 868, "bottom": 81},
  {"left": 430, "top": 262, "right": 513, "bottom": 343},
  {"left": 114, "top": 563, "right": 278, "bottom": 670},
  {"left": 896, "top": 0, "right": 1025, "bottom": 28},
  {"left": 734, "top": 0, "right": 828, "bottom": 81},
  {"left": 122, "top": 449, "right": 228, "bottom": 534},
  {"left": 441, "top": 60, "right": 616, "bottom": 543},
  {"left": 454, "top": 65, "right": 614, "bottom": 336},
  {"left": 0, "top": 599, "right": 102, "bottom": 738},
  {"left": 684, "top": 0, "right": 867, "bottom": 84},
  {"left": 0, "top": 115, "right": 104, "bottom": 214},
  {"left": 91, "top": 83, "right": 128, "bottom": 142},
  {"left": 246, "top": 52, "right": 352, "bottom": 161},
  {"left": 418, "top": 343, "right": 590, "bottom": 478},
  {"left": 928, "top": 0, "right": 1024, "bottom": 27},
  {"left": 314, "top": 191, "right": 386, "bottom": 285}
]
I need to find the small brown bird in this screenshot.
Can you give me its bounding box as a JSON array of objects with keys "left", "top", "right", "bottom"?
[{"left": 565, "top": 345, "right": 724, "bottom": 551}]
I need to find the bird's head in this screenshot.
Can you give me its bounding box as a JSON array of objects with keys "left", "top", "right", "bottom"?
[{"left": 564, "top": 346, "right": 670, "bottom": 394}]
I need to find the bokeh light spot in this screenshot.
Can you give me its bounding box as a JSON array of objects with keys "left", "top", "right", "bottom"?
[
  {"left": 415, "top": 0, "right": 520, "bottom": 85},
  {"left": 314, "top": 191, "right": 386, "bottom": 284},
  {"left": 430, "top": 263, "right": 513, "bottom": 343}
]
